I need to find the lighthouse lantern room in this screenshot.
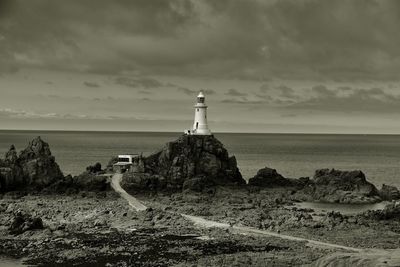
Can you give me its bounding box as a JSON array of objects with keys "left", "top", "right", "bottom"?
[{"left": 186, "top": 91, "right": 212, "bottom": 135}]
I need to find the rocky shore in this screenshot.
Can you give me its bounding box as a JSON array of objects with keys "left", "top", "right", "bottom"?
[{"left": 1, "top": 135, "right": 400, "bottom": 266}]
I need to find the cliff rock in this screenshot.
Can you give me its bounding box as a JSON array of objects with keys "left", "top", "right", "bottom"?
[
  {"left": 303, "top": 169, "right": 380, "bottom": 203},
  {"left": 0, "top": 137, "right": 64, "bottom": 191},
  {"left": 122, "top": 134, "right": 245, "bottom": 192},
  {"left": 248, "top": 167, "right": 294, "bottom": 187}
]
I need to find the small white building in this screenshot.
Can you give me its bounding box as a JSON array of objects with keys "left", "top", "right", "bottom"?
[
  {"left": 113, "top": 154, "right": 138, "bottom": 173},
  {"left": 186, "top": 91, "right": 212, "bottom": 135}
]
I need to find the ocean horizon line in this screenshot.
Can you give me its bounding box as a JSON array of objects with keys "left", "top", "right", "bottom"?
[{"left": 1, "top": 128, "right": 400, "bottom": 136}]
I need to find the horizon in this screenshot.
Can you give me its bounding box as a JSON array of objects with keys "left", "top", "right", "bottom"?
[
  {"left": 2, "top": 1, "right": 400, "bottom": 134},
  {"left": 2, "top": 128, "right": 400, "bottom": 136}
]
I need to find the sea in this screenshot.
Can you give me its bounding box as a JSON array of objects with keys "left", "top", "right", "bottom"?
[{"left": 0, "top": 130, "right": 399, "bottom": 188}]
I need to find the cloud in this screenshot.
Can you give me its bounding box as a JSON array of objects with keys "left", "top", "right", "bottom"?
[
  {"left": 178, "top": 87, "right": 216, "bottom": 95},
  {"left": 203, "top": 89, "right": 216, "bottom": 95},
  {"left": 0, "top": 108, "right": 61, "bottom": 119},
  {"left": 177, "top": 87, "right": 196, "bottom": 95},
  {"left": 138, "top": 90, "right": 152, "bottom": 95},
  {"left": 1, "top": 1, "right": 400, "bottom": 80},
  {"left": 221, "top": 98, "right": 263, "bottom": 104},
  {"left": 83, "top": 81, "right": 100, "bottom": 88},
  {"left": 311, "top": 85, "right": 337, "bottom": 97},
  {"left": 275, "top": 85, "right": 298, "bottom": 99},
  {"left": 285, "top": 86, "right": 400, "bottom": 113},
  {"left": 260, "top": 84, "right": 270, "bottom": 93},
  {"left": 225, "top": 88, "right": 247, "bottom": 97},
  {"left": 115, "top": 76, "right": 163, "bottom": 89}
]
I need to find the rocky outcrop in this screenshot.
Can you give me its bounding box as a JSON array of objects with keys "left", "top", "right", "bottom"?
[
  {"left": 0, "top": 137, "right": 64, "bottom": 191},
  {"left": 122, "top": 134, "right": 245, "bottom": 192},
  {"left": 248, "top": 166, "right": 382, "bottom": 204},
  {"left": 9, "top": 212, "right": 44, "bottom": 235},
  {"left": 44, "top": 164, "right": 110, "bottom": 194},
  {"left": 359, "top": 202, "right": 400, "bottom": 220},
  {"left": 248, "top": 167, "right": 294, "bottom": 187},
  {"left": 302, "top": 169, "right": 381, "bottom": 204},
  {"left": 379, "top": 184, "right": 400, "bottom": 201}
]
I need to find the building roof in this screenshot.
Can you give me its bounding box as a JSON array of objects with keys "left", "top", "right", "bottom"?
[
  {"left": 197, "top": 91, "right": 205, "bottom": 98},
  {"left": 113, "top": 162, "right": 132, "bottom": 166}
]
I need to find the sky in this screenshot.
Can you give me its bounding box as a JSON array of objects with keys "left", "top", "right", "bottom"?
[{"left": 1, "top": 0, "right": 400, "bottom": 133}]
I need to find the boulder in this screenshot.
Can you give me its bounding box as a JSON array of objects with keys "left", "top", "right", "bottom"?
[
  {"left": 0, "top": 137, "right": 64, "bottom": 191},
  {"left": 122, "top": 134, "right": 245, "bottom": 192},
  {"left": 9, "top": 212, "right": 44, "bottom": 235},
  {"left": 379, "top": 184, "right": 400, "bottom": 201},
  {"left": 248, "top": 167, "right": 293, "bottom": 187},
  {"left": 304, "top": 169, "right": 380, "bottom": 204},
  {"left": 86, "top": 162, "right": 102, "bottom": 174}
]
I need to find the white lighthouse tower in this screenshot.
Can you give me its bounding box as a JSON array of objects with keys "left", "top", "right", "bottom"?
[{"left": 188, "top": 91, "right": 211, "bottom": 135}]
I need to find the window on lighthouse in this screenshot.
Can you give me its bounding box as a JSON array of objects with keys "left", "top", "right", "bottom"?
[
  {"left": 197, "top": 109, "right": 199, "bottom": 112},
  {"left": 196, "top": 122, "right": 198, "bottom": 129}
]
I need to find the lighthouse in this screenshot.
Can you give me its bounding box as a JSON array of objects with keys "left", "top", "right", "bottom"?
[{"left": 188, "top": 91, "right": 212, "bottom": 135}]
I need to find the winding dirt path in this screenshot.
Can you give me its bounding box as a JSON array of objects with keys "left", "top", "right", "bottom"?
[
  {"left": 110, "top": 173, "right": 147, "bottom": 211},
  {"left": 111, "top": 173, "right": 361, "bottom": 252}
]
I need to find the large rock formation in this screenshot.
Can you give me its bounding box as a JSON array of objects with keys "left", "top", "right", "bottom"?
[
  {"left": 0, "top": 137, "right": 64, "bottom": 191},
  {"left": 303, "top": 169, "right": 381, "bottom": 204},
  {"left": 379, "top": 184, "right": 400, "bottom": 201},
  {"left": 43, "top": 162, "right": 110, "bottom": 193},
  {"left": 249, "top": 166, "right": 382, "bottom": 204},
  {"left": 248, "top": 167, "right": 294, "bottom": 187},
  {"left": 122, "top": 134, "right": 245, "bottom": 192}
]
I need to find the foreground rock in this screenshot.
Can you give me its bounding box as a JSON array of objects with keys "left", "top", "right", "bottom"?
[
  {"left": 0, "top": 137, "right": 64, "bottom": 191},
  {"left": 122, "top": 134, "right": 245, "bottom": 192},
  {"left": 9, "top": 212, "right": 44, "bottom": 235}
]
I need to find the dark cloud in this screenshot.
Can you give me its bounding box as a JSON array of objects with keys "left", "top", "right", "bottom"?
[
  {"left": 1, "top": 0, "right": 400, "bottom": 80},
  {"left": 337, "top": 86, "right": 352, "bottom": 91},
  {"left": 83, "top": 81, "right": 100, "bottom": 88},
  {"left": 275, "top": 85, "right": 298, "bottom": 99},
  {"left": 177, "top": 87, "right": 196, "bottom": 95},
  {"left": 226, "top": 88, "right": 247, "bottom": 97},
  {"left": 115, "top": 76, "right": 163, "bottom": 89},
  {"left": 254, "top": 93, "right": 272, "bottom": 101},
  {"left": 311, "top": 85, "right": 337, "bottom": 97}
]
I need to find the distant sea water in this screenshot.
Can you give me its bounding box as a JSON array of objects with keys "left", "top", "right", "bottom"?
[{"left": 0, "top": 130, "right": 400, "bottom": 188}]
